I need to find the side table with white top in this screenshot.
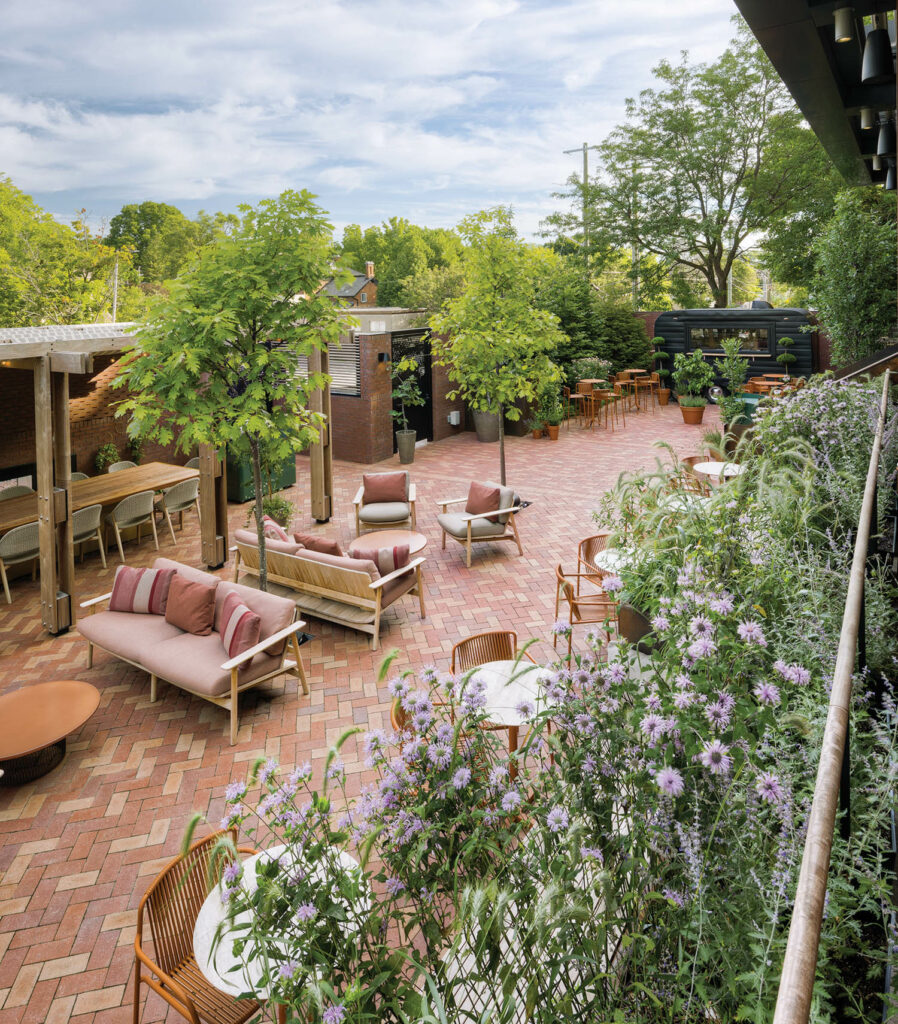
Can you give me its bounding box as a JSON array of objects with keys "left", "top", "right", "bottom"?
[{"left": 691, "top": 460, "right": 743, "bottom": 484}]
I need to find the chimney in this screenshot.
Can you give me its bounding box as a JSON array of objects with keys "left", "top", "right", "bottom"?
[{"left": 365, "top": 261, "right": 375, "bottom": 279}]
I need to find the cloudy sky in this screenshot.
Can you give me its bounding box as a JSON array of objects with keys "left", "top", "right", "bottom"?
[{"left": 2, "top": 0, "right": 738, "bottom": 240}]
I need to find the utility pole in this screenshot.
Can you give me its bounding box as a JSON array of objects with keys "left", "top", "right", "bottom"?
[
  {"left": 564, "top": 143, "right": 593, "bottom": 274},
  {"left": 111, "top": 256, "right": 119, "bottom": 323}
]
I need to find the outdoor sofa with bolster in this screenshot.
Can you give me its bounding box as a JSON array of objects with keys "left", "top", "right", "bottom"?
[
  {"left": 77, "top": 557, "right": 310, "bottom": 744},
  {"left": 231, "top": 529, "right": 426, "bottom": 650}
]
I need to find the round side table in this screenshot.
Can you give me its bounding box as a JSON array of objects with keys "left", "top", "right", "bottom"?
[{"left": 348, "top": 529, "right": 427, "bottom": 555}]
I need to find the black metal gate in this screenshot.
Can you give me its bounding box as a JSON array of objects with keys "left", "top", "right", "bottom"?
[{"left": 390, "top": 330, "right": 433, "bottom": 445}]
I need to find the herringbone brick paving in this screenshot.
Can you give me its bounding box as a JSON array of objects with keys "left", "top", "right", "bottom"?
[{"left": 0, "top": 406, "right": 718, "bottom": 1022}]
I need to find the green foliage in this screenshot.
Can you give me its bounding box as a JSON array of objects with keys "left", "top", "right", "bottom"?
[
  {"left": 570, "top": 356, "right": 613, "bottom": 383},
  {"left": 536, "top": 383, "right": 564, "bottom": 426},
  {"left": 94, "top": 442, "right": 120, "bottom": 473},
  {"left": 652, "top": 344, "right": 670, "bottom": 381},
  {"left": 718, "top": 336, "right": 750, "bottom": 424},
  {"left": 812, "top": 188, "right": 897, "bottom": 368},
  {"left": 106, "top": 200, "right": 206, "bottom": 282},
  {"left": 776, "top": 336, "right": 796, "bottom": 373},
  {"left": 112, "top": 190, "right": 342, "bottom": 588},
  {"left": 398, "top": 263, "right": 467, "bottom": 316},
  {"left": 672, "top": 348, "right": 716, "bottom": 397},
  {"left": 261, "top": 494, "right": 294, "bottom": 527},
  {"left": 390, "top": 356, "right": 425, "bottom": 432}
]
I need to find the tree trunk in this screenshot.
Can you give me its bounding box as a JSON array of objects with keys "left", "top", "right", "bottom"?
[
  {"left": 249, "top": 436, "right": 268, "bottom": 592},
  {"left": 498, "top": 402, "right": 506, "bottom": 487}
]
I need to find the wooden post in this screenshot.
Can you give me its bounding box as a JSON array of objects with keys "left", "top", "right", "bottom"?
[
  {"left": 51, "top": 371, "right": 74, "bottom": 631},
  {"left": 309, "top": 346, "right": 333, "bottom": 523},
  {"left": 33, "top": 357, "right": 62, "bottom": 634},
  {"left": 199, "top": 445, "right": 228, "bottom": 568}
]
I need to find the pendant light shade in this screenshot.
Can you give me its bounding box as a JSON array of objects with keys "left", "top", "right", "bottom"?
[
  {"left": 834, "top": 6, "right": 854, "bottom": 43},
  {"left": 886, "top": 161, "right": 896, "bottom": 191},
  {"left": 873, "top": 154, "right": 883, "bottom": 171},
  {"left": 862, "top": 23, "right": 895, "bottom": 84},
  {"left": 860, "top": 106, "right": 875, "bottom": 130},
  {"left": 877, "top": 117, "right": 896, "bottom": 157}
]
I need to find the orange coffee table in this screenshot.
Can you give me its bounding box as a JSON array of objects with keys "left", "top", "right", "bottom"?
[
  {"left": 348, "top": 529, "right": 427, "bottom": 555},
  {"left": 0, "top": 680, "right": 100, "bottom": 785}
]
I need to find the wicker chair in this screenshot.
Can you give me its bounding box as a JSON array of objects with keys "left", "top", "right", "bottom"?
[
  {"left": 185, "top": 457, "right": 200, "bottom": 469},
  {"left": 133, "top": 830, "right": 259, "bottom": 1024},
  {"left": 452, "top": 630, "right": 522, "bottom": 674},
  {"left": 0, "top": 522, "right": 40, "bottom": 604},
  {"left": 576, "top": 532, "right": 614, "bottom": 594},
  {"left": 73, "top": 503, "right": 106, "bottom": 568},
  {"left": 158, "top": 479, "right": 200, "bottom": 546},
  {"left": 0, "top": 485, "right": 35, "bottom": 501},
  {"left": 105, "top": 490, "right": 158, "bottom": 563},
  {"left": 554, "top": 564, "right": 618, "bottom": 658},
  {"left": 70, "top": 471, "right": 90, "bottom": 481},
  {"left": 678, "top": 456, "right": 712, "bottom": 496},
  {"left": 108, "top": 460, "right": 138, "bottom": 473}
]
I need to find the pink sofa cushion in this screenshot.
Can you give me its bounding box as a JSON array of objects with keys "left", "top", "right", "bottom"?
[
  {"left": 141, "top": 631, "right": 281, "bottom": 698},
  {"left": 165, "top": 575, "right": 216, "bottom": 636},
  {"left": 262, "top": 515, "right": 289, "bottom": 542},
  {"left": 109, "top": 566, "right": 176, "bottom": 615},
  {"left": 292, "top": 532, "right": 342, "bottom": 557},
  {"left": 214, "top": 581, "right": 294, "bottom": 658},
  {"left": 362, "top": 471, "right": 408, "bottom": 504},
  {"left": 350, "top": 544, "right": 409, "bottom": 576},
  {"left": 293, "top": 547, "right": 379, "bottom": 580},
  {"left": 465, "top": 481, "right": 501, "bottom": 523},
  {"left": 233, "top": 528, "right": 300, "bottom": 556},
  {"left": 220, "top": 591, "right": 261, "bottom": 665},
  {"left": 77, "top": 611, "right": 183, "bottom": 664}
]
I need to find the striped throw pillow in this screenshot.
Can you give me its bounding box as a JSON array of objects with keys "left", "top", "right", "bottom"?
[
  {"left": 350, "top": 544, "right": 410, "bottom": 576},
  {"left": 108, "top": 566, "right": 176, "bottom": 615},
  {"left": 262, "top": 515, "right": 289, "bottom": 542},
  {"left": 220, "top": 591, "right": 262, "bottom": 666}
]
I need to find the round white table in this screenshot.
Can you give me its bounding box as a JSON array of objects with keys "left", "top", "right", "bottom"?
[
  {"left": 691, "top": 460, "right": 743, "bottom": 483},
  {"left": 193, "top": 843, "right": 366, "bottom": 1004},
  {"left": 469, "top": 660, "right": 552, "bottom": 758},
  {"left": 590, "top": 548, "right": 632, "bottom": 573}
]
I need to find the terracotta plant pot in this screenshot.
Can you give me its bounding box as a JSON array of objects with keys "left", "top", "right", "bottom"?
[
  {"left": 547, "top": 425, "right": 560, "bottom": 441},
  {"left": 532, "top": 428, "right": 543, "bottom": 439},
  {"left": 680, "top": 404, "right": 706, "bottom": 425},
  {"left": 657, "top": 388, "right": 671, "bottom": 406}
]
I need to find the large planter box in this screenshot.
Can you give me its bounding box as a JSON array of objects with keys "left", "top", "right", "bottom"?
[{"left": 226, "top": 451, "right": 296, "bottom": 503}]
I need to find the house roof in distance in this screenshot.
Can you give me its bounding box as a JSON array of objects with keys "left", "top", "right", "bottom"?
[{"left": 321, "top": 268, "right": 375, "bottom": 299}]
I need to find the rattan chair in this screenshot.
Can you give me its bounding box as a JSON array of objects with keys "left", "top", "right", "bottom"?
[
  {"left": 105, "top": 490, "right": 158, "bottom": 563},
  {"left": 73, "top": 503, "right": 106, "bottom": 568},
  {"left": 677, "top": 455, "right": 711, "bottom": 496},
  {"left": 133, "top": 829, "right": 260, "bottom": 1024},
  {"left": 554, "top": 564, "right": 618, "bottom": 658},
  {"left": 452, "top": 630, "right": 523, "bottom": 674},
  {"left": 576, "top": 532, "right": 614, "bottom": 595},
  {"left": 158, "top": 479, "right": 200, "bottom": 546},
  {"left": 0, "top": 522, "right": 40, "bottom": 604},
  {"left": 108, "top": 460, "right": 138, "bottom": 473},
  {"left": 70, "top": 471, "right": 90, "bottom": 481},
  {"left": 0, "top": 485, "right": 34, "bottom": 501},
  {"left": 185, "top": 457, "right": 200, "bottom": 470}
]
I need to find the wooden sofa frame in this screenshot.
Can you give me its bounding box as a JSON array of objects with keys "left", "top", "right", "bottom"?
[{"left": 232, "top": 542, "right": 426, "bottom": 651}]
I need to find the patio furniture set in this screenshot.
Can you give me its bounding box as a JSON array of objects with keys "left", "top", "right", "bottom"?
[{"left": 564, "top": 368, "right": 660, "bottom": 433}]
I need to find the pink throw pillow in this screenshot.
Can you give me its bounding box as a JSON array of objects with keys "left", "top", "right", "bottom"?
[
  {"left": 219, "top": 591, "right": 262, "bottom": 666},
  {"left": 164, "top": 575, "right": 216, "bottom": 636},
  {"left": 262, "top": 515, "right": 289, "bottom": 542},
  {"left": 293, "top": 532, "right": 343, "bottom": 557},
  {"left": 109, "top": 566, "right": 176, "bottom": 615},
  {"left": 362, "top": 472, "right": 407, "bottom": 504},
  {"left": 465, "top": 481, "right": 501, "bottom": 523},
  {"left": 350, "top": 544, "right": 410, "bottom": 576}
]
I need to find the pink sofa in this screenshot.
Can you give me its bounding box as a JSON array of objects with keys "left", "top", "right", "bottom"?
[{"left": 77, "top": 557, "right": 309, "bottom": 744}]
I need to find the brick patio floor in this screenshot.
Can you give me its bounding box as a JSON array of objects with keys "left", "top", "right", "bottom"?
[{"left": 0, "top": 404, "right": 718, "bottom": 1023}]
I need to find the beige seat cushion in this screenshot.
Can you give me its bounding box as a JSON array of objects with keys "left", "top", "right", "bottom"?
[
  {"left": 141, "top": 631, "right": 282, "bottom": 697},
  {"left": 78, "top": 611, "right": 184, "bottom": 664},
  {"left": 358, "top": 501, "right": 410, "bottom": 524},
  {"left": 438, "top": 513, "right": 507, "bottom": 539}
]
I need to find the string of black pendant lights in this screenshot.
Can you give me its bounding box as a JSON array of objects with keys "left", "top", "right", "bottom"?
[{"left": 833, "top": 6, "right": 897, "bottom": 189}]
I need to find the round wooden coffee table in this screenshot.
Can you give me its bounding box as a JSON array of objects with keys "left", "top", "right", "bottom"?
[
  {"left": 348, "top": 529, "right": 427, "bottom": 555},
  {"left": 0, "top": 680, "right": 100, "bottom": 785}
]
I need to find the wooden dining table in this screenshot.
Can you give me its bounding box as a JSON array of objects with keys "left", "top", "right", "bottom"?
[{"left": 0, "top": 462, "right": 199, "bottom": 535}]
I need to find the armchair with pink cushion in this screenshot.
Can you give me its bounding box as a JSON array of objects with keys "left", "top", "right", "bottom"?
[
  {"left": 352, "top": 471, "right": 416, "bottom": 536},
  {"left": 436, "top": 480, "right": 523, "bottom": 568}
]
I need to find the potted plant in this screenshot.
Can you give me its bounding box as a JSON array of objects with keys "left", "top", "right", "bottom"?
[
  {"left": 652, "top": 343, "right": 671, "bottom": 405},
  {"left": 95, "top": 441, "right": 120, "bottom": 474},
  {"left": 536, "top": 383, "right": 564, "bottom": 440},
  {"left": 776, "top": 336, "right": 796, "bottom": 381},
  {"left": 544, "top": 401, "right": 564, "bottom": 440},
  {"left": 671, "top": 348, "right": 716, "bottom": 425},
  {"left": 526, "top": 416, "right": 545, "bottom": 439},
  {"left": 390, "top": 355, "right": 425, "bottom": 464},
  {"left": 717, "top": 336, "right": 751, "bottom": 433}
]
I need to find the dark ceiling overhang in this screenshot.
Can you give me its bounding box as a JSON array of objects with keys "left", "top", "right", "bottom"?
[{"left": 734, "top": 0, "right": 896, "bottom": 185}]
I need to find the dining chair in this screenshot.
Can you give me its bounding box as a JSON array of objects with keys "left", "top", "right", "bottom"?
[
  {"left": 70, "top": 471, "right": 90, "bottom": 481},
  {"left": 633, "top": 373, "right": 655, "bottom": 413},
  {"left": 576, "top": 532, "right": 613, "bottom": 595},
  {"left": 158, "top": 479, "right": 200, "bottom": 545},
  {"left": 451, "top": 630, "right": 522, "bottom": 674},
  {"left": 554, "top": 564, "right": 618, "bottom": 658},
  {"left": 133, "top": 829, "right": 260, "bottom": 1024},
  {"left": 614, "top": 373, "right": 637, "bottom": 411},
  {"left": 562, "top": 386, "right": 585, "bottom": 429},
  {"left": 185, "top": 457, "right": 200, "bottom": 469},
  {"left": 108, "top": 460, "right": 138, "bottom": 473},
  {"left": 677, "top": 456, "right": 711, "bottom": 496},
  {"left": 0, "top": 485, "right": 35, "bottom": 501},
  {"left": 592, "top": 388, "right": 616, "bottom": 431},
  {"left": 0, "top": 522, "right": 40, "bottom": 604},
  {"left": 105, "top": 490, "right": 158, "bottom": 563},
  {"left": 72, "top": 503, "right": 106, "bottom": 568}
]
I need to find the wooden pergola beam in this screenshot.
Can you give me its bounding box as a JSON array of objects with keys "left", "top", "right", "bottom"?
[{"left": 308, "top": 346, "right": 333, "bottom": 523}]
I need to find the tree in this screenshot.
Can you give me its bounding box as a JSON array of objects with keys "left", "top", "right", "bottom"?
[
  {"left": 112, "top": 190, "right": 342, "bottom": 589},
  {"left": 430, "top": 208, "right": 566, "bottom": 486},
  {"left": 548, "top": 21, "right": 833, "bottom": 307},
  {"left": 812, "top": 188, "right": 897, "bottom": 368},
  {"left": 106, "top": 201, "right": 204, "bottom": 282}
]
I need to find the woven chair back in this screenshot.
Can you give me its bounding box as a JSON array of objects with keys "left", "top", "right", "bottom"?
[
  {"left": 108, "top": 461, "right": 137, "bottom": 473},
  {"left": 0, "top": 485, "right": 35, "bottom": 501},
  {"left": 0, "top": 521, "right": 40, "bottom": 561},
  {"left": 72, "top": 504, "right": 103, "bottom": 540},
  {"left": 163, "top": 479, "right": 200, "bottom": 511},
  {"left": 70, "top": 472, "right": 90, "bottom": 481},
  {"left": 451, "top": 630, "right": 517, "bottom": 674},
  {"left": 111, "top": 490, "right": 155, "bottom": 525},
  {"left": 578, "top": 533, "right": 610, "bottom": 573},
  {"left": 185, "top": 457, "right": 201, "bottom": 469}
]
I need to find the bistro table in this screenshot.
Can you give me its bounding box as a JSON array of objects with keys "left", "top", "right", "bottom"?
[
  {"left": 0, "top": 462, "right": 199, "bottom": 536},
  {"left": 692, "top": 460, "right": 743, "bottom": 483},
  {"left": 348, "top": 529, "right": 427, "bottom": 556},
  {"left": 469, "top": 659, "right": 553, "bottom": 767},
  {"left": 194, "top": 843, "right": 367, "bottom": 1021}
]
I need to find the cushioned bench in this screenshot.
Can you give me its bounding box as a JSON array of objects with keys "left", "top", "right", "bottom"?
[
  {"left": 231, "top": 530, "right": 425, "bottom": 650},
  {"left": 77, "top": 557, "right": 309, "bottom": 744}
]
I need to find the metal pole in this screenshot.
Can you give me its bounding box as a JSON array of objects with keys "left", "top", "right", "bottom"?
[
  {"left": 112, "top": 256, "right": 119, "bottom": 323},
  {"left": 564, "top": 143, "right": 591, "bottom": 274}
]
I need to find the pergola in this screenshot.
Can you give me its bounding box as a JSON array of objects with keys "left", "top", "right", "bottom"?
[{"left": 0, "top": 324, "right": 227, "bottom": 635}]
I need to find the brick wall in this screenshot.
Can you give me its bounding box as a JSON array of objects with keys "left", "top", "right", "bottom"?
[
  {"left": 635, "top": 311, "right": 662, "bottom": 339},
  {"left": 431, "top": 355, "right": 465, "bottom": 443},
  {"left": 329, "top": 334, "right": 394, "bottom": 464}
]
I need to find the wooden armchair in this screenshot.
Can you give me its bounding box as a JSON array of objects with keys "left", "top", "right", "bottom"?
[
  {"left": 437, "top": 482, "right": 523, "bottom": 568},
  {"left": 133, "top": 830, "right": 259, "bottom": 1024},
  {"left": 353, "top": 471, "right": 416, "bottom": 536},
  {"left": 554, "top": 565, "right": 618, "bottom": 657}
]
